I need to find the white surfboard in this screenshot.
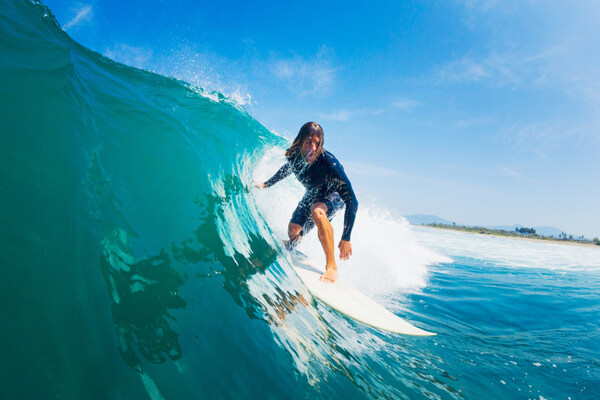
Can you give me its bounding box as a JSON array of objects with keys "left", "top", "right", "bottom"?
[{"left": 288, "top": 251, "right": 435, "bottom": 336}]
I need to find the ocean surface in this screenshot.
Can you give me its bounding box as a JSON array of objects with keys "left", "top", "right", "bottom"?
[{"left": 1, "top": 1, "right": 599, "bottom": 399}]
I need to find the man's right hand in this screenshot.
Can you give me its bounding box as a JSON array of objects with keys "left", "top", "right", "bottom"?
[
  {"left": 253, "top": 181, "right": 266, "bottom": 189},
  {"left": 338, "top": 240, "right": 352, "bottom": 260}
]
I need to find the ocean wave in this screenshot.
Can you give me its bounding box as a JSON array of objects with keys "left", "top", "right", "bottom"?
[{"left": 1, "top": 2, "right": 447, "bottom": 399}]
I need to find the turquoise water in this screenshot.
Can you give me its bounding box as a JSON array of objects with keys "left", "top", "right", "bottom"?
[{"left": 2, "top": 1, "right": 599, "bottom": 399}]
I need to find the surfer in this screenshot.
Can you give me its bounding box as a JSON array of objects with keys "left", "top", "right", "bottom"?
[{"left": 255, "top": 122, "right": 358, "bottom": 283}]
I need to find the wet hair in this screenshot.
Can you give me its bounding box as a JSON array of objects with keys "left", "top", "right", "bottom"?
[{"left": 285, "top": 122, "right": 324, "bottom": 159}]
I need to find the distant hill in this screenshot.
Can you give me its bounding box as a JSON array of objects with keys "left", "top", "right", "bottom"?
[
  {"left": 406, "top": 215, "right": 569, "bottom": 238},
  {"left": 404, "top": 214, "right": 454, "bottom": 225}
]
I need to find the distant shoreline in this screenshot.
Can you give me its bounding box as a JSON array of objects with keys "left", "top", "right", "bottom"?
[{"left": 414, "top": 224, "right": 600, "bottom": 249}]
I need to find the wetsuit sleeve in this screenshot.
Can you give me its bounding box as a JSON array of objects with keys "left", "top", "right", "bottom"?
[
  {"left": 330, "top": 162, "right": 358, "bottom": 241},
  {"left": 264, "top": 163, "right": 292, "bottom": 187}
]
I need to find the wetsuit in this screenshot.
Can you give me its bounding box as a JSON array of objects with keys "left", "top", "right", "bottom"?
[{"left": 265, "top": 150, "right": 358, "bottom": 241}]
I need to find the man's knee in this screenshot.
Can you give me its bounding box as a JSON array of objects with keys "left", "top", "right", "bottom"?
[
  {"left": 311, "top": 202, "right": 328, "bottom": 221},
  {"left": 288, "top": 223, "right": 303, "bottom": 241}
]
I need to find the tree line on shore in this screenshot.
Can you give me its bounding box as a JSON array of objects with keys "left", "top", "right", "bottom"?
[{"left": 423, "top": 223, "right": 600, "bottom": 246}]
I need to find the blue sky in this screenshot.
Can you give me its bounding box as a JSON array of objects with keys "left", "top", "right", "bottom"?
[{"left": 45, "top": 0, "right": 599, "bottom": 238}]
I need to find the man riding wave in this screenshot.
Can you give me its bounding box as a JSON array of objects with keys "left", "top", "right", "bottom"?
[{"left": 255, "top": 122, "right": 358, "bottom": 283}]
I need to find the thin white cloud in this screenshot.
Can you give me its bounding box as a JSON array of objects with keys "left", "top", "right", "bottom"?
[
  {"left": 390, "top": 98, "right": 421, "bottom": 111},
  {"left": 434, "top": 43, "right": 600, "bottom": 99},
  {"left": 372, "top": 97, "right": 422, "bottom": 115},
  {"left": 319, "top": 98, "right": 421, "bottom": 121},
  {"left": 435, "top": 53, "right": 518, "bottom": 85},
  {"left": 497, "top": 166, "right": 535, "bottom": 183},
  {"left": 104, "top": 44, "right": 154, "bottom": 70},
  {"left": 453, "top": 115, "right": 496, "bottom": 129},
  {"left": 269, "top": 46, "right": 337, "bottom": 97},
  {"left": 496, "top": 120, "right": 600, "bottom": 155},
  {"left": 63, "top": 4, "right": 93, "bottom": 30},
  {"left": 318, "top": 110, "right": 352, "bottom": 122}
]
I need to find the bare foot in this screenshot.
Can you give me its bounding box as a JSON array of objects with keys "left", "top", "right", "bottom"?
[{"left": 319, "top": 267, "right": 338, "bottom": 283}]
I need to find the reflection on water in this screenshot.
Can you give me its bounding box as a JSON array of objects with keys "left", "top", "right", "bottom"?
[
  {"left": 94, "top": 167, "right": 314, "bottom": 379},
  {"left": 100, "top": 228, "right": 185, "bottom": 373},
  {"left": 172, "top": 173, "right": 310, "bottom": 326},
  {"left": 88, "top": 151, "right": 188, "bottom": 392}
]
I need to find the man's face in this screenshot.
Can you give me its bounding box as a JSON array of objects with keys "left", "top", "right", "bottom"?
[{"left": 301, "top": 134, "right": 320, "bottom": 164}]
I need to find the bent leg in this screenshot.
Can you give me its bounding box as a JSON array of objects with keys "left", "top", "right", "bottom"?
[
  {"left": 288, "top": 222, "right": 303, "bottom": 246},
  {"left": 288, "top": 194, "right": 314, "bottom": 247},
  {"left": 311, "top": 202, "right": 338, "bottom": 283}
]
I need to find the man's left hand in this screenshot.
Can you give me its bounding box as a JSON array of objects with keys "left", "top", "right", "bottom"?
[{"left": 338, "top": 240, "right": 352, "bottom": 260}]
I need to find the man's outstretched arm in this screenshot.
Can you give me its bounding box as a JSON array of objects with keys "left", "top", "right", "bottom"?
[
  {"left": 265, "top": 163, "right": 292, "bottom": 187},
  {"left": 256, "top": 163, "right": 292, "bottom": 188}
]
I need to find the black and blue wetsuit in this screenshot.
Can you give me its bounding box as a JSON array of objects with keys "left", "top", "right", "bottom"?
[{"left": 265, "top": 150, "right": 358, "bottom": 241}]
